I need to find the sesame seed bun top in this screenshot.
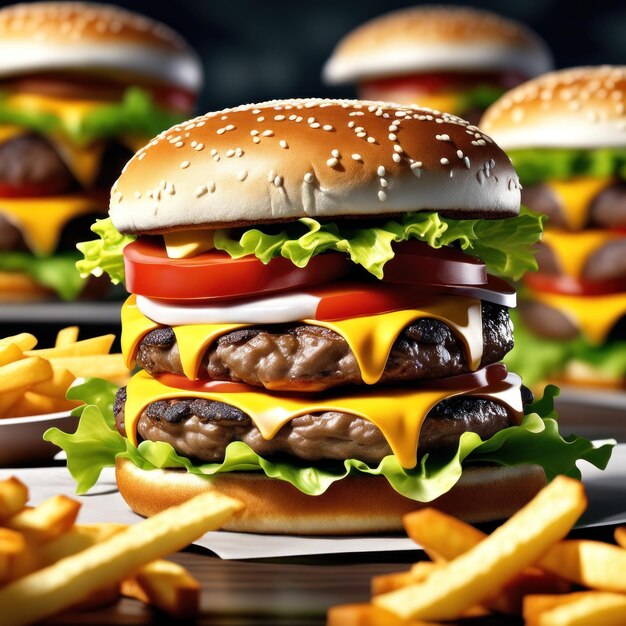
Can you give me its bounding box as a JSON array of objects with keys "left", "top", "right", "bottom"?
[
  {"left": 0, "top": 2, "right": 202, "bottom": 92},
  {"left": 109, "top": 98, "right": 520, "bottom": 235},
  {"left": 481, "top": 66, "right": 626, "bottom": 150},
  {"left": 323, "top": 6, "right": 552, "bottom": 85}
]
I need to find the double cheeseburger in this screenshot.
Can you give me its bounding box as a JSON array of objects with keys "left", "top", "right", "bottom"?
[
  {"left": 482, "top": 67, "right": 626, "bottom": 389},
  {"left": 0, "top": 2, "right": 201, "bottom": 300},
  {"left": 323, "top": 6, "right": 552, "bottom": 124},
  {"left": 51, "top": 99, "right": 610, "bottom": 534}
]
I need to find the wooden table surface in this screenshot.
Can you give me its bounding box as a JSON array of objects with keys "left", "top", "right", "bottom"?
[{"left": 41, "top": 524, "right": 619, "bottom": 626}]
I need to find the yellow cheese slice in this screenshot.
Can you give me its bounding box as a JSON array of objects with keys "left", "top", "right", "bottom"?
[
  {"left": 0, "top": 194, "right": 103, "bottom": 255},
  {"left": 123, "top": 369, "right": 522, "bottom": 469},
  {"left": 0, "top": 125, "right": 25, "bottom": 143},
  {"left": 121, "top": 294, "right": 484, "bottom": 385},
  {"left": 530, "top": 290, "right": 626, "bottom": 345},
  {"left": 163, "top": 230, "right": 215, "bottom": 259},
  {"left": 545, "top": 176, "right": 614, "bottom": 231},
  {"left": 541, "top": 229, "right": 625, "bottom": 278},
  {"left": 46, "top": 134, "right": 107, "bottom": 188}
]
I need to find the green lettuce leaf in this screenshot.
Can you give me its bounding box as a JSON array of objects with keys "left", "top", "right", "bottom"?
[
  {"left": 0, "top": 87, "right": 184, "bottom": 145},
  {"left": 76, "top": 218, "right": 135, "bottom": 285},
  {"left": 0, "top": 251, "right": 85, "bottom": 300},
  {"left": 505, "top": 310, "right": 626, "bottom": 387},
  {"left": 44, "top": 379, "right": 614, "bottom": 499},
  {"left": 509, "top": 148, "right": 626, "bottom": 187},
  {"left": 458, "top": 85, "right": 507, "bottom": 113}
]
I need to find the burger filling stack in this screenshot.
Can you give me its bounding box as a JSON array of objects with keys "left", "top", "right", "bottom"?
[
  {"left": 50, "top": 99, "right": 611, "bottom": 534},
  {"left": 482, "top": 67, "right": 626, "bottom": 389},
  {"left": 0, "top": 2, "right": 201, "bottom": 300}
]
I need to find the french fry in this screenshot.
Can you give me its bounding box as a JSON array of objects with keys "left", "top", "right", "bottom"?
[
  {"left": 374, "top": 476, "right": 586, "bottom": 621},
  {"left": 71, "top": 583, "right": 120, "bottom": 612},
  {"left": 55, "top": 326, "right": 79, "bottom": 348},
  {"left": 0, "top": 490, "right": 242, "bottom": 626},
  {"left": 9, "top": 392, "right": 81, "bottom": 418},
  {"left": 5, "top": 495, "right": 81, "bottom": 543},
  {"left": 0, "top": 387, "right": 27, "bottom": 418},
  {"left": 540, "top": 540, "right": 626, "bottom": 592},
  {"left": 0, "top": 357, "right": 52, "bottom": 393},
  {"left": 524, "top": 592, "right": 626, "bottom": 626},
  {"left": 30, "top": 366, "right": 76, "bottom": 399},
  {"left": 614, "top": 527, "right": 626, "bottom": 549},
  {"left": 121, "top": 558, "right": 200, "bottom": 619},
  {"left": 403, "top": 508, "right": 486, "bottom": 561},
  {"left": 49, "top": 354, "right": 128, "bottom": 383},
  {"left": 0, "top": 528, "right": 26, "bottom": 583},
  {"left": 0, "top": 477, "right": 28, "bottom": 519},
  {"left": 27, "top": 334, "right": 115, "bottom": 359},
  {"left": 372, "top": 570, "right": 419, "bottom": 596},
  {"left": 0, "top": 334, "right": 37, "bottom": 351},
  {"left": 0, "top": 342, "right": 22, "bottom": 367},
  {"left": 327, "top": 603, "right": 438, "bottom": 626}
]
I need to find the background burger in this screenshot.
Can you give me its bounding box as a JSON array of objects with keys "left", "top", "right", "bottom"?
[
  {"left": 481, "top": 66, "right": 626, "bottom": 390},
  {"left": 0, "top": 1, "right": 201, "bottom": 301},
  {"left": 47, "top": 99, "right": 611, "bottom": 534},
  {"left": 323, "top": 6, "right": 553, "bottom": 124}
]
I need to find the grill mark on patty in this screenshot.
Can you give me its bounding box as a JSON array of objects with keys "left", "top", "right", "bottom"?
[
  {"left": 114, "top": 387, "right": 527, "bottom": 466},
  {"left": 136, "top": 302, "right": 513, "bottom": 390}
]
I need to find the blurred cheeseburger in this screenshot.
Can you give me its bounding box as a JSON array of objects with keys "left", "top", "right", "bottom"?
[
  {"left": 482, "top": 67, "right": 626, "bottom": 389},
  {"left": 323, "top": 6, "right": 552, "bottom": 124},
  {"left": 64, "top": 99, "right": 609, "bottom": 534},
  {"left": 0, "top": 2, "right": 201, "bottom": 300}
]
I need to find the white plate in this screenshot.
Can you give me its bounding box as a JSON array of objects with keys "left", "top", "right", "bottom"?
[{"left": 0, "top": 411, "right": 78, "bottom": 466}]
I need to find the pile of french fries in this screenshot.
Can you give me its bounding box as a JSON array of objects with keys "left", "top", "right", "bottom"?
[
  {"left": 0, "top": 475, "right": 242, "bottom": 625},
  {"left": 0, "top": 327, "right": 128, "bottom": 418},
  {"left": 328, "top": 476, "right": 626, "bottom": 626}
]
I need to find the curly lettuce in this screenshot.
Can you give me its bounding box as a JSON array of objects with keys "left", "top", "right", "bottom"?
[
  {"left": 78, "top": 208, "right": 544, "bottom": 285},
  {"left": 44, "top": 378, "right": 613, "bottom": 499},
  {"left": 509, "top": 148, "right": 626, "bottom": 187}
]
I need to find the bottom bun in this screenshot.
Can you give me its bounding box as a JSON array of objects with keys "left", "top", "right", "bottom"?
[{"left": 116, "top": 458, "right": 547, "bottom": 535}]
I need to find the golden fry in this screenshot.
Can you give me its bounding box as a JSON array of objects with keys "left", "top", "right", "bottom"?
[
  {"left": 49, "top": 354, "right": 128, "bottom": 384},
  {"left": 614, "top": 527, "right": 626, "bottom": 549},
  {"left": 374, "top": 476, "right": 586, "bottom": 621},
  {"left": 9, "top": 392, "right": 80, "bottom": 418},
  {"left": 55, "top": 326, "right": 79, "bottom": 348},
  {"left": 5, "top": 495, "right": 81, "bottom": 543},
  {"left": 0, "top": 343, "right": 22, "bottom": 367},
  {"left": 372, "top": 570, "right": 419, "bottom": 596},
  {"left": 327, "top": 603, "right": 444, "bottom": 626},
  {"left": 0, "top": 334, "right": 37, "bottom": 351},
  {"left": 524, "top": 592, "right": 626, "bottom": 626},
  {"left": 0, "top": 387, "right": 26, "bottom": 418},
  {"left": 121, "top": 559, "right": 200, "bottom": 619},
  {"left": 0, "top": 477, "right": 29, "bottom": 520},
  {"left": 0, "top": 490, "right": 242, "bottom": 626},
  {"left": 27, "top": 334, "right": 115, "bottom": 359},
  {"left": 0, "top": 357, "right": 52, "bottom": 393},
  {"left": 30, "top": 366, "right": 76, "bottom": 399}
]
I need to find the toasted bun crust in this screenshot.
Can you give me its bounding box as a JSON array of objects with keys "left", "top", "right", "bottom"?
[
  {"left": 110, "top": 98, "right": 520, "bottom": 234},
  {"left": 0, "top": 2, "right": 202, "bottom": 91},
  {"left": 481, "top": 66, "right": 626, "bottom": 149},
  {"left": 115, "top": 457, "right": 547, "bottom": 535},
  {"left": 323, "top": 6, "right": 552, "bottom": 85}
]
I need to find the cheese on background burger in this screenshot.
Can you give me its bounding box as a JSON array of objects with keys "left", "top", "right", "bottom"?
[
  {"left": 0, "top": 2, "right": 201, "bottom": 300},
  {"left": 323, "top": 6, "right": 553, "bottom": 124},
  {"left": 46, "top": 99, "right": 611, "bottom": 534},
  {"left": 481, "top": 66, "right": 626, "bottom": 389}
]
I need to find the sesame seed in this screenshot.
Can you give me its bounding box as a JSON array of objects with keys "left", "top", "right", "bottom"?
[
  {"left": 378, "top": 190, "right": 387, "bottom": 202},
  {"left": 180, "top": 161, "right": 190, "bottom": 169},
  {"left": 304, "top": 172, "right": 315, "bottom": 184},
  {"left": 268, "top": 170, "right": 275, "bottom": 182},
  {"left": 440, "top": 158, "right": 449, "bottom": 165},
  {"left": 225, "top": 125, "right": 235, "bottom": 131},
  {"left": 393, "top": 145, "right": 403, "bottom": 153},
  {"left": 351, "top": 154, "right": 362, "bottom": 161},
  {"left": 279, "top": 140, "right": 288, "bottom": 149},
  {"left": 348, "top": 121, "right": 355, "bottom": 128},
  {"left": 194, "top": 143, "right": 204, "bottom": 151},
  {"left": 134, "top": 191, "right": 142, "bottom": 199},
  {"left": 380, "top": 179, "right": 388, "bottom": 188},
  {"left": 208, "top": 181, "right": 216, "bottom": 192},
  {"left": 323, "top": 125, "right": 334, "bottom": 131},
  {"left": 273, "top": 175, "right": 283, "bottom": 187},
  {"left": 377, "top": 166, "right": 386, "bottom": 177},
  {"left": 262, "top": 130, "right": 274, "bottom": 137},
  {"left": 310, "top": 122, "right": 321, "bottom": 128},
  {"left": 392, "top": 153, "right": 402, "bottom": 163},
  {"left": 257, "top": 116, "right": 265, "bottom": 122},
  {"left": 250, "top": 130, "right": 259, "bottom": 136},
  {"left": 457, "top": 150, "right": 464, "bottom": 158},
  {"left": 464, "top": 157, "right": 471, "bottom": 169},
  {"left": 226, "top": 149, "right": 235, "bottom": 157},
  {"left": 237, "top": 170, "right": 248, "bottom": 181},
  {"left": 195, "top": 185, "right": 208, "bottom": 198},
  {"left": 274, "top": 115, "right": 286, "bottom": 121},
  {"left": 211, "top": 149, "right": 218, "bottom": 156},
  {"left": 175, "top": 141, "right": 184, "bottom": 148},
  {"left": 388, "top": 133, "right": 397, "bottom": 141},
  {"left": 367, "top": 137, "right": 376, "bottom": 143},
  {"left": 327, "top": 157, "right": 339, "bottom": 167},
  {"left": 217, "top": 128, "right": 225, "bottom": 135},
  {"left": 331, "top": 149, "right": 340, "bottom": 158},
  {"left": 253, "top": 137, "right": 261, "bottom": 143},
  {"left": 356, "top": 132, "right": 367, "bottom": 138}
]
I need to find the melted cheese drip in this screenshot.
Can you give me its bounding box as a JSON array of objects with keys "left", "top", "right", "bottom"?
[
  {"left": 542, "top": 230, "right": 625, "bottom": 278},
  {"left": 46, "top": 134, "right": 107, "bottom": 188},
  {"left": 121, "top": 295, "right": 484, "bottom": 385},
  {"left": 124, "top": 369, "right": 522, "bottom": 469},
  {"left": 545, "top": 176, "right": 614, "bottom": 231},
  {"left": 0, "top": 195, "right": 102, "bottom": 255},
  {"left": 163, "top": 230, "right": 215, "bottom": 259},
  {"left": 531, "top": 290, "right": 626, "bottom": 345}
]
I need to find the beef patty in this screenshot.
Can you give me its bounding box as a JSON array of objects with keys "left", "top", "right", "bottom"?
[
  {"left": 114, "top": 386, "right": 531, "bottom": 465},
  {"left": 136, "top": 302, "right": 513, "bottom": 391}
]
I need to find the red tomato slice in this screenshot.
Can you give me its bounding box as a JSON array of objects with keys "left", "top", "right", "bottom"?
[
  {"left": 525, "top": 272, "right": 626, "bottom": 296},
  {"left": 156, "top": 373, "right": 252, "bottom": 393},
  {"left": 124, "top": 238, "right": 351, "bottom": 300},
  {"left": 361, "top": 70, "right": 528, "bottom": 96},
  {"left": 382, "top": 241, "right": 487, "bottom": 286},
  {"left": 0, "top": 180, "right": 72, "bottom": 198}
]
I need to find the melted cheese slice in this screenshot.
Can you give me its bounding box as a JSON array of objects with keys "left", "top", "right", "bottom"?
[
  {"left": 0, "top": 124, "right": 25, "bottom": 144},
  {"left": 0, "top": 195, "right": 102, "bottom": 255},
  {"left": 124, "top": 369, "right": 523, "bottom": 469},
  {"left": 542, "top": 229, "right": 625, "bottom": 278},
  {"left": 531, "top": 290, "right": 626, "bottom": 345},
  {"left": 163, "top": 230, "right": 215, "bottom": 259},
  {"left": 545, "top": 176, "right": 614, "bottom": 231},
  {"left": 121, "top": 294, "right": 484, "bottom": 385},
  {"left": 47, "top": 134, "right": 107, "bottom": 188}
]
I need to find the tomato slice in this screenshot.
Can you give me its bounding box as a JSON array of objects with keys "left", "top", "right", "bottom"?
[
  {"left": 361, "top": 70, "right": 527, "bottom": 96},
  {"left": 124, "top": 238, "right": 351, "bottom": 300},
  {"left": 525, "top": 272, "right": 626, "bottom": 296},
  {"left": 0, "top": 180, "right": 73, "bottom": 198},
  {"left": 382, "top": 241, "right": 487, "bottom": 286},
  {"left": 156, "top": 374, "right": 253, "bottom": 393}
]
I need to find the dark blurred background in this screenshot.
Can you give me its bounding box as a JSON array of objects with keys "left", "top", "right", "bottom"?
[{"left": 5, "top": 0, "right": 619, "bottom": 112}]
